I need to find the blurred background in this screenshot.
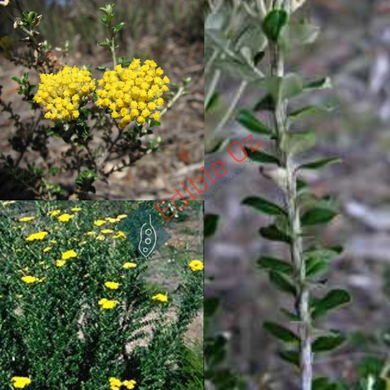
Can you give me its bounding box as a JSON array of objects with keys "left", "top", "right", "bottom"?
[
  {"left": 0, "top": 0, "right": 204, "bottom": 199},
  {"left": 205, "top": 0, "right": 390, "bottom": 388}
]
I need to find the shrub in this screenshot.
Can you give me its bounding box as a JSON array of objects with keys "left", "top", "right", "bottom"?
[
  {"left": 0, "top": 1, "right": 191, "bottom": 199},
  {"left": 0, "top": 200, "right": 203, "bottom": 390}
]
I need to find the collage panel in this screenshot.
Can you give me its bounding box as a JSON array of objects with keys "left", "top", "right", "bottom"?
[
  {"left": 205, "top": 0, "right": 390, "bottom": 390},
  {"left": 0, "top": 200, "right": 204, "bottom": 390},
  {"left": 0, "top": 0, "right": 203, "bottom": 200}
]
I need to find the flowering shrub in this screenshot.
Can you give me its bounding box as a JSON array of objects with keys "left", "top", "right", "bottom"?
[
  {"left": 0, "top": 1, "right": 191, "bottom": 199},
  {"left": 0, "top": 201, "right": 203, "bottom": 390}
]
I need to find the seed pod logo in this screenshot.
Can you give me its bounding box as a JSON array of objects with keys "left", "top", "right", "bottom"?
[{"left": 138, "top": 215, "right": 157, "bottom": 257}]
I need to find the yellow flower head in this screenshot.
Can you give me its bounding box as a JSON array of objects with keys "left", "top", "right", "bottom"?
[
  {"left": 34, "top": 65, "right": 96, "bottom": 122},
  {"left": 19, "top": 216, "right": 35, "bottom": 222},
  {"left": 61, "top": 250, "right": 77, "bottom": 260},
  {"left": 10, "top": 376, "right": 31, "bottom": 389},
  {"left": 189, "top": 260, "right": 204, "bottom": 272},
  {"left": 86, "top": 231, "right": 96, "bottom": 236},
  {"left": 43, "top": 246, "right": 52, "bottom": 253},
  {"left": 123, "top": 262, "right": 137, "bottom": 269},
  {"left": 152, "top": 293, "right": 168, "bottom": 303},
  {"left": 123, "top": 379, "right": 137, "bottom": 389},
  {"left": 114, "top": 231, "right": 126, "bottom": 239},
  {"left": 0, "top": 36, "right": 14, "bottom": 59},
  {"left": 101, "top": 229, "right": 114, "bottom": 235},
  {"left": 96, "top": 59, "right": 169, "bottom": 128},
  {"left": 55, "top": 259, "right": 66, "bottom": 267},
  {"left": 98, "top": 298, "right": 119, "bottom": 310},
  {"left": 96, "top": 234, "right": 105, "bottom": 241},
  {"left": 58, "top": 213, "right": 72, "bottom": 222},
  {"left": 26, "top": 231, "right": 48, "bottom": 241},
  {"left": 105, "top": 281, "right": 119, "bottom": 290},
  {"left": 21, "top": 276, "right": 39, "bottom": 284},
  {"left": 105, "top": 217, "right": 119, "bottom": 223},
  {"left": 117, "top": 214, "right": 128, "bottom": 220},
  {"left": 47, "top": 209, "right": 61, "bottom": 217},
  {"left": 94, "top": 220, "right": 106, "bottom": 227},
  {"left": 70, "top": 207, "right": 81, "bottom": 212}
]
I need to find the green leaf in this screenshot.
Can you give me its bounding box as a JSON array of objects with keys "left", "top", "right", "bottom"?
[
  {"left": 312, "top": 378, "right": 345, "bottom": 390},
  {"left": 305, "top": 248, "right": 341, "bottom": 278},
  {"left": 312, "top": 332, "right": 346, "bottom": 353},
  {"left": 206, "top": 91, "right": 220, "bottom": 114},
  {"left": 237, "top": 109, "right": 273, "bottom": 136},
  {"left": 263, "top": 321, "right": 299, "bottom": 343},
  {"left": 257, "top": 256, "right": 293, "bottom": 275},
  {"left": 269, "top": 271, "right": 296, "bottom": 296},
  {"left": 99, "top": 15, "right": 108, "bottom": 23},
  {"left": 214, "top": 57, "right": 262, "bottom": 82},
  {"left": 245, "top": 148, "right": 280, "bottom": 165},
  {"left": 280, "top": 73, "right": 303, "bottom": 100},
  {"left": 281, "top": 130, "right": 316, "bottom": 157},
  {"left": 280, "top": 20, "right": 320, "bottom": 49},
  {"left": 259, "top": 225, "right": 291, "bottom": 244},
  {"left": 262, "top": 9, "right": 289, "bottom": 42},
  {"left": 12, "top": 77, "right": 21, "bottom": 84},
  {"left": 205, "top": 214, "right": 219, "bottom": 238},
  {"left": 311, "top": 289, "right": 352, "bottom": 319},
  {"left": 298, "top": 157, "right": 342, "bottom": 171},
  {"left": 242, "top": 196, "right": 286, "bottom": 216},
  {"left": 304, "top": 77, "right": 332, "bottom": 91},
  {"left": 288, "top": 104, "right": 333, "bottom": 121},
  {"left": 301, "top": 207, "right": 337, "bottom": 226},
  {"left": 278, "top": 349, "right": 299, "bottom": 367},
  {"left": 113, "top": 22, "right": 125, "bottom": 33}
]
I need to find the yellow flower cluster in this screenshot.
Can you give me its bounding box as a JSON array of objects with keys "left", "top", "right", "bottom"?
[
  {"left": 0, "top": 36, "right": 14, "bottom": 59},
  {"left": 21, "top": 276, "right": 43, "bottom": 284},
  {"left": 33, "top": 66, "right": 96, "bottom": 122},
  {"left": 10, "top": 376, "right": 31, "bottom": 389},
  {"left": 19, "top": 216, "right": 35, "bottom": 222},
  {"left": 109, "top": 377, "right": 136, "bottom": 390},
  {"left": 123, "top": 262, "right": 137, "bottom": 269},
  {"left": 26, "top": 231, "right": 48, "bottom": 241},
  {"left": 152, "top": 293, "right": 168, "bottom": 303},
  {"left": 105, "top": 281, "right": 119, "bottom": 290},
  {"left": 189, "top": 260, "right": 204, "bottom": 272},
  {"left": 96, "top": 59, "right": 169, "bottom": 128},
  {"left": 98, "top": 298, "right": 119, "bottom": 310}
]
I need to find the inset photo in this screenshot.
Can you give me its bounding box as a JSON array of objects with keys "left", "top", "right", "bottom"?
[
  {"left": 0, "top": 200, "right": 204, "bottom": 390},
  {"left": 0, "top": 0, "right": 203, "bottom": 200}
]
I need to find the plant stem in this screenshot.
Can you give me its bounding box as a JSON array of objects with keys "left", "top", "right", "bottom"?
[
  {"left": 271, "top": 43, "right": 312, "bottom": 390},
  {"left": 108, "top": 22, "right": 117, "bottom": 68}
]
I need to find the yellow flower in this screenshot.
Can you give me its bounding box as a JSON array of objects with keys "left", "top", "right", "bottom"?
[
  {"left": 105, "top": 217, "right": 119, "bottom": 223},
  {"left": 96, "top": 59, "right": 169, "bottom": 128},
  {"left": 113, "top": 231, "right": 126, "bottom": 239},
  {"left": 34, "top": 65, "right": 96, "bottom": 122},
  {"left": 86, "top": 231, "right": 96, "bottom": 236},
  {"left": 109, "top": 377, "right": 122, "bottom": 389},
  {"left": 58, "top": 213, "right": 72, "bottom": 222},
  {"left": 48, "top": 209, "right": 61, "bottom": 217},
  {"left": 26, "top": 231, "right": 48, "bottom": 241},
  {"left": 70, "top": 207, "right": 81, "bottom": 212},
  {"left": 0, "top": 295, "right": 3, "bottom": 298},
  {"left": 61, "top": 250, "right": 77, "bottom": 260},
  {"left": 105, "top": 281, "right": 119, "bottom": 290},
  {"left": 16, "top": 294, "right": 23, "bottom": 299},
  {"left": 55, "top": 260, "right": 66, "bottom": 267},
  {"left": 189, "top": 260, "right": 204, "bottom": 272},
  {"left": 0, "top": 36, "right": 14, "bottom": 59},
  {"left": 10, "top": 376, "right": 31, "bottom": 389},
  {"left": 123, "top": 262, "right": 137, "bottom": 269},
  {"left": 123, "top": 379, "right": 137, "bottom": 389},
  {"left": 152, "top": 293, "right": 168, "bottom": 303},
  {"left": 43, "top": 246, "right": 52, "bottom": 253},
  {"left": 117, "top": 214, "right": 128, "bottom": 220},
  {"left": 49, "top": 239, "right": 58, "bottom": 245},
  {"left": 94, "top": 220, "right": 106, "bottom": 227},
  {"left": 98, "top": 298, "right": 119, "bottom": 310},
  {"left": 19, "top": 216, "right": 35, "bottom": 222},
  {"left": 101, "top": 229, "right": 114, "bottom": 235},
  {"left": 21, "top": 276, "right": 39, "bottom": 284},
  {"left": 96, "top": 234, "right": 105, "bottom": 241}
]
